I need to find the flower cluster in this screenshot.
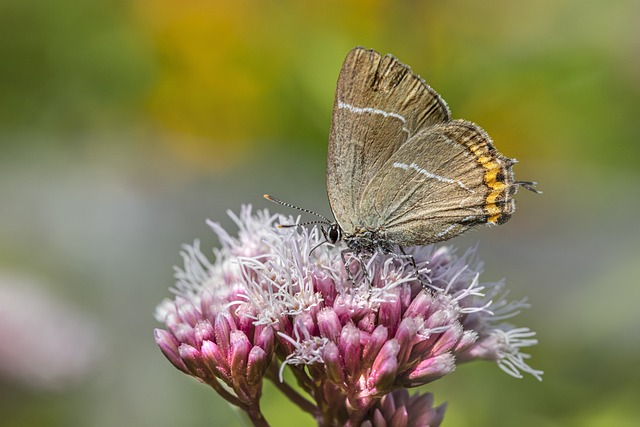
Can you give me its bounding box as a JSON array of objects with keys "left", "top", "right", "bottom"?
[{"left": 154, "top": 206, "right": 541, "bottom": 426}]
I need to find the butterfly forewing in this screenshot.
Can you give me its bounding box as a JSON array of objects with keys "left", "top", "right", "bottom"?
[{"left": 327, "top": 47, "right": 451, "bottom": 235}]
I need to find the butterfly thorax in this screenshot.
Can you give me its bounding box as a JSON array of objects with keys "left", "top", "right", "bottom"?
[{"left": 343, "top": 228, "right": 395, "bottom": 256}]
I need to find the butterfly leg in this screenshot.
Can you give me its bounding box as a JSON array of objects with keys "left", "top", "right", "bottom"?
[
  {"left": 340, "top": 249, "right": 371, "bottom": 285},
  {"left": 340, "top": 249, "right": 357, "bottom": 284},
  {"left": 397, "top": 246, "right": 429, "bottom": 289}
]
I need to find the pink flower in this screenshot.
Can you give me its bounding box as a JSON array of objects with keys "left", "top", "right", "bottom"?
[
  {"left": 0, "top": 274, "right": 103, "bottom": 390},
  {"left": 155, "top": 206, "right": 541, "bottom": 426},
  {"left": 361, "top": 389, "right": 447, "bottom": 427}
]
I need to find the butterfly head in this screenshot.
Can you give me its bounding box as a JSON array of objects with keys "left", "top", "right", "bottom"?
[{"left": 323, "top": 223, "right": 342, "bottom": 244}]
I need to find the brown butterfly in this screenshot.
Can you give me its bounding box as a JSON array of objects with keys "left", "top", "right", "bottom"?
[{"left": 266, "top": 47, "right": 538, "bottom": 264}]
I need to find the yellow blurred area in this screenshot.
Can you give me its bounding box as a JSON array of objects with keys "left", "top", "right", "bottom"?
[
  {"left": 125, "top": 0, "right": 640, "bottom": 173},
  {"left": 1, "top": 0, "right": 639, "bottom": 426},
  {"left": 135, "top": 0, "right": 388, "bottom": 168},
  {"left": 134, "top": 0, "right": 266, "bottom": 166}
]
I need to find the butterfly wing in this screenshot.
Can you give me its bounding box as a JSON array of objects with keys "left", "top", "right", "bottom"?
[
  {"left": 327, "top": 47, "right": 451, "bottom": 234},
  {"left": 358, "top": 120, "right": 518, "bottom": 245}
]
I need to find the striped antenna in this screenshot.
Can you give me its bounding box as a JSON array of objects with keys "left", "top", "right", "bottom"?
[{"left": 263, "top": 194, "right": 332, "bottom": 225}]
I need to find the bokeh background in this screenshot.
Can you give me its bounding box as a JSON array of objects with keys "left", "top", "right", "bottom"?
[{"left": 1, "top": 0, "right": 639, "bottom": 426}]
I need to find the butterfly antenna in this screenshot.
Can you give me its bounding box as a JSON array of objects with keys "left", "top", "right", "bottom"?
[
  {"left": 515, "top": 181, "right": 542, "bottom": 194},
  {"left": 308, "top": 239, "right": 329, "bottom": 255},
  {"left": 263, "top": 194, "right": 332, "bottom": 224},
  {"left": 278, "top": 220, "right": 332, "bottom": 229}
]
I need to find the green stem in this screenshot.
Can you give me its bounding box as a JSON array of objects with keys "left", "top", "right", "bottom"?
[
  {"left": 246, "top": 406, "right": 270, "bottom": 427},
  {"left": 265, "top": 368, "right": 317, "bottom": 415}
]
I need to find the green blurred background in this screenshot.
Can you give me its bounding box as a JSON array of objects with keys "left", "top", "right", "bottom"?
[{"left": 1, "top": 0, "right": 638, "bottom": 426}]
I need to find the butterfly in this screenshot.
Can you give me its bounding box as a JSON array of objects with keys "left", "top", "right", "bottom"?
[{"left": 266, "top": 47, "right": 538, "bottom": 264}]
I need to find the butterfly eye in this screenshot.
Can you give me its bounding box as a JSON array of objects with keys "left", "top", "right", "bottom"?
[{"left": 328, "top": 225, "right": 341, "bottom": 244}]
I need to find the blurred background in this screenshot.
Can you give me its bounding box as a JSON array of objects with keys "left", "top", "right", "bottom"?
[{"left": 1, "top": 0, "right": 638, "bottom": 426}]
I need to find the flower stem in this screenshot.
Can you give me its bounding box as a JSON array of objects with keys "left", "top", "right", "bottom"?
[
  {"left": 246, "top": 407, "right": 270, "bottom": 427},
  {"left": 265, "top": 368, "right": 317, "bottom": 415},
  {"left": 206, "top": 376, "right": 246, "bottom": 409}
]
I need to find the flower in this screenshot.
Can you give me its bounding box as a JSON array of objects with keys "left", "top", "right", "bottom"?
[
  {"left": 360, "top": 389, "right": 447, "bottom": 427},
  {"left": 0, "top": 273, "right": 103, "bottom": 390},
  {"left": 154, "top": 205, "right": 542, "bottom": 426}
]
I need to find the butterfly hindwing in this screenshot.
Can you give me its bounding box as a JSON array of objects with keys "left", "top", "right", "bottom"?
[{"left": 357, "top": 120, "right": 517, "bottom": 245}]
